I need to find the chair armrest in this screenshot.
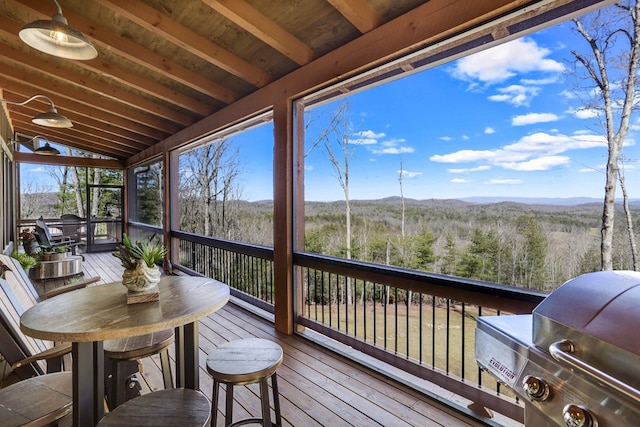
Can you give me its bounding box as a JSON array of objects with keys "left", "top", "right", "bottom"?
[
  {"left": 39, "top": 276, "right": 101, "bottom": 299},
  {"left": 11, "top": 343, "right": 72, "bottom": 369}
]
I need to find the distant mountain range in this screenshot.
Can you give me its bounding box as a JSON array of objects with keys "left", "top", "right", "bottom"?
[
  {"left": 339, "top": 196, "right": 640, "bottom": 207},
  {"left": 459, "top": 196, "right": 606, "bottom": 206}
]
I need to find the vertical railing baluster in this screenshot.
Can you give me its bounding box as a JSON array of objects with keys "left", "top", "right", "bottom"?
[
  {"left": 461, "top": 302, "right": 466, "bottom": 380},
  {"left": 446, "top": 299, "right": 451, "bottom": 374},
  {"left": 418, "top": 292, "right": 423, "bottom": 363},
  {"left": 431, "top": 296, "right": 436, "bottom": 368}
]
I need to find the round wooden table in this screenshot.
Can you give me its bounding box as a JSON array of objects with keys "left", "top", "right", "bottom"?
[{"left": 20, "top": 275, "right": 230, "bottom": 427}]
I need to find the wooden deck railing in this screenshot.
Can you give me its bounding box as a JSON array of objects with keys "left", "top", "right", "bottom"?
[{"left": 133, "top": 227, "right": 548, "bottom": 423}]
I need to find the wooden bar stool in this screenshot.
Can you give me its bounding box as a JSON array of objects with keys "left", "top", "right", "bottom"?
[
  {"left": 207, "top": 338, "right": 283, "bottom": 426},
  {"left": 97, "top": 389, "right": 210, "bottom": 426},
  {"left": 0, "top": 372, "right": 72, "bottom": 427},
  {"left": 103, "top": 329, "right": 175, "bottom": 409}
]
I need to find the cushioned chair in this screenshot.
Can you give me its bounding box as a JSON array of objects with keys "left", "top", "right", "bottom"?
[{"left": 0, "top": 255, "right": 175, "bottom": 410}]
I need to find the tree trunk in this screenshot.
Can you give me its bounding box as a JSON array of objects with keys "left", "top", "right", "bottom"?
[{"left": 619, "top": 166, "right": 639, "bottom": 270}]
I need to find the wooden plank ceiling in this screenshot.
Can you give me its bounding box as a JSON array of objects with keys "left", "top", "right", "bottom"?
[{"left": 0, "top": 0, "right": 609, "bottom": 164}]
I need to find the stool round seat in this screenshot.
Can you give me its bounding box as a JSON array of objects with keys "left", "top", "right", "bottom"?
[
  {"left": 103, "top": 329, "right": 175, "bottom": 409},
  {"left": 207, "top": 338, "right": 283, "bottom": 426},
  {"left": 0, "top": 372, "right": 72, "bottom": 427},
  {"left": 207, "top": 338, "right": 283, "bottom": 384},
  {"left": 97, "top": 389, "right": 210, "bottom": 426},
  {"left": 103, "top": 329, "right": 174, "bottom": 359}
]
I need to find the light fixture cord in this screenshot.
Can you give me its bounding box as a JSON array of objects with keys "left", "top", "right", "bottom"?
[{"left": 51, "top": 0, "right": 63, "bottom": 15}]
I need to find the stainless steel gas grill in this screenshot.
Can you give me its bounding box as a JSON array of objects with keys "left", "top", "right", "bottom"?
[{"left": 476, "top": 270, "right": 640, "bottom": 427}]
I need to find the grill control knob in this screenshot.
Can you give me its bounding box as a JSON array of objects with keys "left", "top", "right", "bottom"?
[
  {"left": 522, "top": 375, "right": 550, "bottom": 401},
  {"left": 562, "top": 404, "right": 597, "bottom": 427}
]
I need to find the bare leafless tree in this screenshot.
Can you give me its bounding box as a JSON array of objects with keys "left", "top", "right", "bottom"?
[
  {"left": 20, "top": 180, "right": 53, "bottom": 219},
  {"left": 319, "top": 101, "right": 354, "bottom": 304},
  {"left": 571, "top": 0, "right": 640, "bottom": 270},
  {"left": 180, "top": 138, "right": 242, "bottom": 239},
  {"left": 619, "top": 156, "right": 639, "bottom": 269}
]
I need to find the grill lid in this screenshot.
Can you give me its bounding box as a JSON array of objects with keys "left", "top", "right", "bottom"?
[{"left": 533, "top": 270, "right": 640, "bottom": 396}]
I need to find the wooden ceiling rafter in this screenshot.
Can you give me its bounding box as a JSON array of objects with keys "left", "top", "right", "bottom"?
[
  {"left": 95, "top": 0, "right": 273, "bottom": 88},
  {"left": 0, "top": 0, "right": 616, "bottom": 164},
  {"left": 0, "top": 73, "right": 173, "bottom": 141},
  {"left": 326, "top": 0, "right": 383, "bottom": 33},
  {"left": 14, "top": 0, "right": 241, "bottom": 105},
  {"left": 16, "top": 121, "right": 140, "bottom": 159},
  {"left": 0, "top": 39, "right": 195, "bottom": 127},
  {"left": 8, "top": 106, "right": 152, "bottom": 153},
  {"left": 202, "top": 0, "right": 317, "bottom": 66}
]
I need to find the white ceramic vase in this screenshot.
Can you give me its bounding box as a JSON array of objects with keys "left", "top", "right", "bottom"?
[{"left": 122, "top": 260, "right": 161, "bottom": 292}]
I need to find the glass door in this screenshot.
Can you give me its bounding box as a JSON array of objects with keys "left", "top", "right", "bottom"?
[{"left": 86, "top": 184, "right": 123, "bottom": 252}]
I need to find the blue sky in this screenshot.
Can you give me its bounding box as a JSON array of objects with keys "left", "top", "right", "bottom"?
[
  {"left": 23, "top": 6, "right": 639, "bottom": 203},
  {"left": 298, "top": 12, "right": 639, "bottom": 202}
]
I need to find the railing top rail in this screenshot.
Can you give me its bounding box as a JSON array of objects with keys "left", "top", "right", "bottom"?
[
  {"left": 296, "top": 252, "right": 547, "bottom": 313},
  {"left": 173, "top": 230, "right": 274, "bottom": 260}
]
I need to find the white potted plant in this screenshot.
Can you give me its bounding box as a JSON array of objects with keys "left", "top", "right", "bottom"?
[{"left": 112, "top": 234, "right": 167, "bottom": 293}]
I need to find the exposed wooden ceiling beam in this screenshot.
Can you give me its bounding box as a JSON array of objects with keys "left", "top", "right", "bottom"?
[
  {"left": 14, "top": 151, "right": 125, "bottom": 168},
  {"left": 327, "top": 0, "right": 383, "bottom": 33},
  {"left": 15, "top": 121, "right": 138, "bottom": 159},
  {"left": 13, "top": 0, "right": 241, "bottom": 105},
  {"left": 0, "top": 62, "right": 180, "bottom": 136},
  {"left": 7, "top": 105, "right": 152, "bottom": 151},
  {"left": 202, "top": 0, "right": 316, "bottom": 65},
  {"left": 96, "top": 0, "right": 273, "bottom": 87}
]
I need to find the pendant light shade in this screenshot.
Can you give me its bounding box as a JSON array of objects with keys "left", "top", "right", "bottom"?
[
  {"left": 19, "top": 0, "right": 97, "bottom": 60},
  {"left": 32, "top": 106, "right": 73, "bottom": 128},
  {"left": 15, "top": 135, "right": 62, "bottom": 156},
  {"left": 0, "top": 94, "right": 73, "bottom": 128},
  {"left": 34, "top": 141, "right": 61, "bottom": 156}
]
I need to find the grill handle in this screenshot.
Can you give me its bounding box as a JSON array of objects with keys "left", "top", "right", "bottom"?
[{"left": 550, "top": 339, "right": 640, "bottom": 405}]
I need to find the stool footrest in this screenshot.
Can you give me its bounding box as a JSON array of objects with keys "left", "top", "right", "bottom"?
[
  {"left": 98, "top": 389, "right": 210, "bottom": 426},
  {"left": 228, "top": 418, "right": 277, "bottom": 427}
]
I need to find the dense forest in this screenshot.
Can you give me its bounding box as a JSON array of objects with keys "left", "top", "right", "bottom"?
[
  {"left": 198, "top": 197, "right": 640, "bottom": 292},
  {"left": 22, "top": 157, "right": 640, "bottom": 294}
]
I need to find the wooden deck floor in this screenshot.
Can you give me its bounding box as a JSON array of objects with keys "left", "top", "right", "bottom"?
[{"left": 27, "top": 251, "right": 507, "bottom": 427}]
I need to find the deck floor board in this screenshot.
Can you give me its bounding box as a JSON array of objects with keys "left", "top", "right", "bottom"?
[{"left": 21, "top": 252, "right": 497, "bottom": 427}]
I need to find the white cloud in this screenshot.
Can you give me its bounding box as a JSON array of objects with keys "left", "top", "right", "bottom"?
[
  {"left": 505, "top": 132, "right": 605, "bottom": 153},
  {"left": 356, "top": 130, "right": 386, "bottom": 138},
  {"left": 28, "top": 166, "right": 47, "bottom": 173},
  {"left": 521, "top": 77, "right": 558, "bottom": 85},
  {"left": 451, "top": 178, "right": 473, "bottom": 183},
  {"left": 497, "top": 155, "right": 569, "bottom": 171},
  {"left": 372, "top": 146, "right": 415, "bottom": 154},
  {"left": 451, "top": 38, "right": 564, "bottom": 83},
  {"left": 462, "top": 135, "right": 470, "bottom": 140},
  {"left": 512, "top": 113, "right": 560, "bottom": 126},
  {"left": 349, "top": 137, "right": 378, "bottom": 145},
  {"left": 440, "top": 136, "right": 453, "bottom": 141},
  {"left": 398, "top": 169, "right": 422, "bottom": 178},
  {"left": 485, "top": 127, "right": 495, "bottom": 134},
  {"left": 560, "top": 89, "right": 577, "bottom": 99},
  {"left": 579, "top": 167, "right": 599, "bottom": 173},
  {"left": 448, "top": 165, "right": 491, "bottom": 173},
  {"left": 489, "top": 84, "right": 541, "bottom": 107},
  {"left": 430, "top": 132, "right": 606, "bottom": 172},
  {"left": 573, "top": 108, "right": 599, "bottom": 119},
  {"left": 304, "top": 165, "right": 314, "bottom": 171},
  {"left": 488, "top": 179, "right": 522, "bottom": 185},
  {"left": 349, "top": 130, "right": 386, "bottom": 145},
  {"left": 368, "top": 137, "right": 414, "bottom": 155}
]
